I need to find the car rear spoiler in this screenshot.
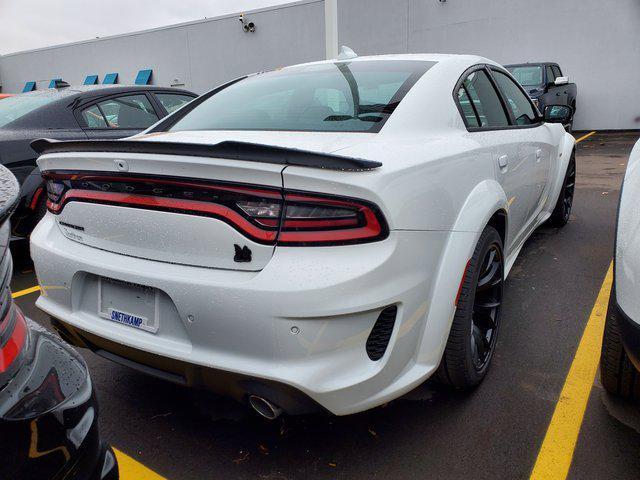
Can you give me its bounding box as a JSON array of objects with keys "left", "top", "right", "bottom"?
[{"left": 31, "top": 138, "right": 382, "bottom": 172}]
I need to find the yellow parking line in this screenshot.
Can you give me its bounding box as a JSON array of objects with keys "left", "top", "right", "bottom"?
[
  {"left": 114, "top": 449, "right": 167, "bottom": 479},
  {"left": 575, "top": 131, "right": 596, "bottom": 143},
  {"left": 12, "top": 285, "right": 41, "bottom": 299},
  {"left": 529, "top": 262, "right": 613, "bottom": 480}
]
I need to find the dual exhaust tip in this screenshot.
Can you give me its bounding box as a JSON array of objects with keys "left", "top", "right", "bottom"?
[{"left": 248, "top": 395, "right": 282, "bottom": 420}]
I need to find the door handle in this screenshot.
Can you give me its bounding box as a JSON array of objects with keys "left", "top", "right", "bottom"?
[
  {"left": 536, "top": 149, "right": 542, "bottom": 161},
  {"left": 498, "top": 154, "right": 509, "bottom": 169}
]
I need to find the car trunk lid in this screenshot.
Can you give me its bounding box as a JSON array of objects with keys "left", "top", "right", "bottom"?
[
  {"left": 36, "top": 132, "right": 377, "bottom": 271},
  {"left": 40, "top": 152, "right": 284, "bottom": 271}
]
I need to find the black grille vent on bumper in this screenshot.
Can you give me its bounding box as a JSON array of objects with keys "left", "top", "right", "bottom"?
[{"left": 366, "top": 306, "right": 397, "bottom": 361}]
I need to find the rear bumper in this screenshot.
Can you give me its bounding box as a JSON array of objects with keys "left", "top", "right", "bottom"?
[
  {"left": 31, "top": 213, "right": 474, "bottom": 415},
  {"left": 52, "top": 318, "right": 323, "bottom": 415}
]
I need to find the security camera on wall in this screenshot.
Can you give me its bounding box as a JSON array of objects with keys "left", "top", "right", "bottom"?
[{"left": 239, "top": 14, "right": 256, "bottom": 33}]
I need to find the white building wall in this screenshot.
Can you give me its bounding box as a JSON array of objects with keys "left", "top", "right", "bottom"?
[
  {"left": 0, "top": 0, "right": 325, "bottom": 94},
  {"left": 338, "top": 0, "right": 640, "bottom": 131}
]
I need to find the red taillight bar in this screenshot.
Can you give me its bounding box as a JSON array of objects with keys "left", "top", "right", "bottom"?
[
  {"left": 277, "top": 192, "right": 385, "bottom": 245},
  {"left": 0, "top": 308, "right": 27, "bottom": 373},
  {"left": 278, "top": 192, "right": 384, "bottom": 245},
  {"left": 48, "top": 190, "right": 278, "bottom": 243},
  {"left": 44, "top": 172, "right": 389, "bottom": 247}
]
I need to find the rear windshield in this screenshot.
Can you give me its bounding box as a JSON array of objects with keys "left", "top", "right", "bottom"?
[
  {"left": 0, "top": 95, "right": 58, "bottom": 128},
  {"left": 169, "top": 60, "right": 435, "bottom": 133},
  {"left": 506, "top": 66, "right": 543, "bottom": 87}
]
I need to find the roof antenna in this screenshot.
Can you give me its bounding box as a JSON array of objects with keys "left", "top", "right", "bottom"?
[{"left": 337, "top": 46, "right": 358, "bottom": 60}]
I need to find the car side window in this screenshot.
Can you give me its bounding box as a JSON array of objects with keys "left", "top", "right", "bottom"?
[
  {"left": 551, "top": 65, "right": 562, "bottom": 78},
  {"left": 456, "top": 87, "right": 480, "bottom": 127},
  {"left": 546, "top": 66, "right": 556, "bottom": 84},
  {"left": 95, "top": 94, "right": 159, "bottom": 129},
  {"left": 155, "top": 93, "right": 194, "bottom": 114},
  {"left": 81, "top": 105, "right": 108, "bottom": 128},
  {"left": 491, "top": 71, "right": 537, "bottom": 126},
  {"left": 457, "top": 70, "right": 509, "bottom": 128}
]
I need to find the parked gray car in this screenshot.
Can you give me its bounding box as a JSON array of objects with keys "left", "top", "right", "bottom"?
[{"left": 0, "top": 84, "right": 197, "bottom": 239}]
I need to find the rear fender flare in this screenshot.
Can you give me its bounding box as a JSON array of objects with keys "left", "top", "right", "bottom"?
[
  {"left": 546, "top": 132, "right": 575, "bottom": 213},
  {"left": 450, "top": 179, "right": 509, "bottom": 240},
  {"left": 415, "top": 180, "right": 508, "bottom": 369}
]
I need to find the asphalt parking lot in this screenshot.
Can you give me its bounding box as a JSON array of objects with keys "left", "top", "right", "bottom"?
[{"left": 9, "top": 130, "right": 640, "bottom": 480}]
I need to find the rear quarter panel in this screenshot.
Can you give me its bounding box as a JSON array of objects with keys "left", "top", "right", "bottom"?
[{"left": 282, "top": 131, "right": 500, "bottom": 232}]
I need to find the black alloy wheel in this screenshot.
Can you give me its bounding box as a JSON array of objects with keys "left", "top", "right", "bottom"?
[
  {"left": 470, "top": 243, "right": 503, "bottom": 370},
  {"left": 437, "top": 225, "right": 504, "bottom": 388},
  {"left": 549, "top": 154, "right": 576, "bottom": 227},
  {"left": 561, "top": 159, "right": 576, "bottom": 221}
]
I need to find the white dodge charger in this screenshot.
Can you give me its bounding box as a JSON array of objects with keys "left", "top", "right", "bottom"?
[{"left": 30, "top": 54, "right": 576, "bottom": 417}]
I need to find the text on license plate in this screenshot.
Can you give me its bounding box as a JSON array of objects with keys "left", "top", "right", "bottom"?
[{"left": 108, "top": 308, "right": 146, "bottom": 329}]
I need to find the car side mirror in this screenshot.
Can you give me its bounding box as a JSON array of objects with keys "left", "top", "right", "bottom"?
[
  {"left": 544, "top": 105, "right": 573, "bottom": 124},
  {"left": 554, "top": 76, "right": 569, "bottom": 86}
]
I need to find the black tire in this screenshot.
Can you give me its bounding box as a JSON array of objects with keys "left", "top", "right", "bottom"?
[
  {"left": 600, "top": 289, "right": 640, "bottom": 400},
  {"left": 548, "top": 153, "right": 576, "bottom": 227},
  {"left": 437, "top": 225, "right": 504, "bottom": 388}
]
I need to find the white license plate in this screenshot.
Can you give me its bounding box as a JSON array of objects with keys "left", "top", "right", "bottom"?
[{"left": 98, "top": 277, "right": 158, "bottom": 333}]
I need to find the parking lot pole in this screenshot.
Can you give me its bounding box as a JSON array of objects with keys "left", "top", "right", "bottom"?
[{"left": 325, "top": 0, "right": 338, "bottom": 59}]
